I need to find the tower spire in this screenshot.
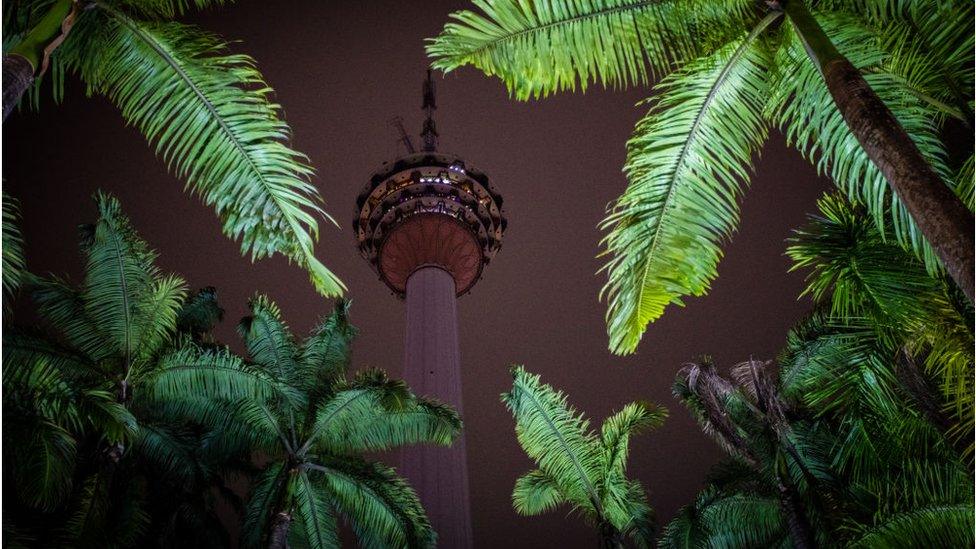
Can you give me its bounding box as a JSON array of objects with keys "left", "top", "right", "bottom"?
[{"left": 421, "top": 69, "right": 438, "bottom": 152}]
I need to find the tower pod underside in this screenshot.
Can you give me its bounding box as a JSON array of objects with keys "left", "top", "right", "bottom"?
[{"left": 354, "top": 152, "right": 506, "bottom": 297}]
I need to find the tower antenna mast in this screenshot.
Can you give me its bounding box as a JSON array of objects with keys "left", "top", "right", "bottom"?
[{"left": 421, "top": 69, "right": 438, "bottom": 152}]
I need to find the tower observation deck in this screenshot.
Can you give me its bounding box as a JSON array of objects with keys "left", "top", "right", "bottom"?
[{"left": 354, "top": 71, "right": 506, "bottom": 548}]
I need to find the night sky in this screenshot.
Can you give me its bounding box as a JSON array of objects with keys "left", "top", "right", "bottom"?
[{"left": 3, "top": 1, "right": 831, "bottom": 546}]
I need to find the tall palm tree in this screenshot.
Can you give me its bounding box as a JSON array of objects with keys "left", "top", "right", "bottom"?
[
  {"left": 427, "top": 0, "right": 975, "bottom": 354},
  {"left": 2, "top": 0, "right": 344, "bottom": 296},
  {"left": 204, "top": 296, "right": 461, "bottom": 548},
  {"left": 503, "top": 366, "right": 666, "bottom": 548},
  {"left": 2, "top": 192, "right": 279, "bottom": 545}
]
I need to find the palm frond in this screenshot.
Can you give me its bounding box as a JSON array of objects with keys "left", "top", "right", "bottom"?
[
  {"left": 131, "top": 422, "right": 199, "bottom": 483},
  {"left": 28, "top": 274, "right": 113, "bottom": 362},
  {"left": 4, "top": 416, "right": 77, "bottom": 511},
  {"left": 145, "top": 344, "right": 296, "bottom": 403},
  {"left": 311, "top": 457, "right": 435, "bottom": 548},
  {"left": 303, "top": 370, "right": 458, "bottom": 455},
  {"left": 512, "top": 469, "right": 565, "bottom": 516},
  {"left": 61, "top": 7, "right": 344, "bottom": 295},
  {"left": 600, "top": 17, "right": 776, "bottom": 354},
  {"left": 299, "top": 298, "right": 356, "bottom": 391},
  {"left": 238, "top": 294, "right": 301, "bottom": 382},
  {"left": 659, "top": 488, "right": 786, "bottom": 549},
  {"left": 80, "top": 191, "right": 165, "bottom": 368},
  {"left": 427, "top": 0, "right": 754, "bottom": 100},
  {"left": 502, "top": 366, "right": 603, "bottom": 514},
  {"left": 618, "top": 480, "right": 656, "bottom": 547},
  {"left": 2, "top": 192, "right": 26, "bottom": 305},
  {"left": 847, "top": 504, "right": 974, "bottom": 548},
  {"left": 956, "top": 155, "right": 974, "bottom": 210},
  {"left": 289, "top": 471, "right": 339, "bottom": 549},
  {"left": 65, "top": 471, "right": 151, "bottom": 548},
  {"left": 601, "top": 401, "right": 667, "bottom": 478}
]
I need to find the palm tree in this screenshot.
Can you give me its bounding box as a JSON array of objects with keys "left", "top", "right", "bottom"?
[
  {"left": 502, "top": 366, "right": 666, "bottom": 548},
  {"left": 787, "top": 193, "right": 973, "bottom": 455},
  {"left": 663, "top": 311, "right": 974, "bottom": 548},
  {"left": 2, "top": 0, "right": 344, "bottom": 296},
  {"left": 2, "top": 192, "right": 279, "bottom": 545},
  {"left": 427, "top": 0, "right": 975, "bottom": 354},
  {"left": 672, "top": 359, "right": 827, "bottom": 548},
  {"left": 204, "top": 296, "right": 462, "bottom": 548}
]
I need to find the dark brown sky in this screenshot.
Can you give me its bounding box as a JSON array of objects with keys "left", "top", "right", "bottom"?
[{"left": 3, "top": 1, "right": 831, "bottom": 546}]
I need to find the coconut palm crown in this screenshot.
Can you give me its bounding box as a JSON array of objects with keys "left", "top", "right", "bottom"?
[
  {"left": 2, "top": 191, "right": 278, "bottom": 545},
  {"left": 205, "top": 296, "right": 462, "bottom": 549},
  {"left": 428, "top": 0, "right": 975, "bottom": 354}
]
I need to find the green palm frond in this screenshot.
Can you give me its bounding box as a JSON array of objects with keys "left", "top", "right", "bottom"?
[
  {"left": 303, "top": 369, "right": 459, "bottom": 455},
  {"left": 2, "top": 192, "right": 26, "bottom": 306},
  {"left": 821, "top": 0, "right": 974, "bottom": 124},
  {"left": 312, "top": 457, "right": 435, "bottom": 548},
  {"left": 289, "top": 471, "right": 339, "bottom": 549},
  {"left": 299, "top": 299, "right": 356, "bottom": 391},
  {"left": 847, "top": 504, "right": 975, "bottom": 548},
  {"left": 512, "top": 469, "right": 564, "bottom": 516},
  {"left": 238, "top": 294, "right": 301, "bottom": 383},
  {"left": 80, "top": 192, "right": 175, "bottom": 366},
  {"left": 600, "top": 16, "right": 776, "bottom": 354},
  {"left": 601, "top": 401, "right": 667, "bottom": 478},
  {"left": 427, "top": 0, "right": 753, "bottom": 100},
  {"left": 619, "top": 480, "right": 656, "bottom": 547},
  {"left": 131, "top": 422, "right": 199, "bottom": 483},
  {"left": 503, "top": 366, "right": 604, "bottom": 513},
  {"left": 59, "top": 6, "right": 343, "bottom": 296},
  {"left": 874, "top": 1, "right": 974, "bottom": 125},
  {"left": 146, "top": 344, "right": 295, "bottom": 403},
  {"left": 65, "top": 471, "right": 151, "bottom": 548},
  {"left": 28, "top": 275, "right": 114, "bottom": 362},
  {"left": 112, "top": 0, "right": 230, "bottom": 19},
  {"left": 769, "top": 10, "right": 959, "bottom": 273},
  {"left": 787, "top": 194, "right": 950, "bottom": 325},
  {"left": 787, "top": 195, "right": 973, "bottom": 450},
  {"left": 659, "top": 488, "right": 786, "bottom": 549},
  {"left": 955, "top": 155, "right": 974, "bottom": 210}
]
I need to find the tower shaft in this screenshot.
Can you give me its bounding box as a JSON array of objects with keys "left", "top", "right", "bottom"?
[{"left": 401, "top": 266, "right": 473, "bottom": 548}]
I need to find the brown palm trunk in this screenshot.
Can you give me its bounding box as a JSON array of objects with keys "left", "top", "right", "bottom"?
[
  {"left": 3, "top": 0, "right": 75, "bottom": 121},
  {"left": 268, "top": 511, "right": 291, "bottom": 549},
  {"left": 781, "top": 0, "right": 975, "bottom": 302},
  {"left": 2, "top": 55, "right": 35, "bottom": 120}
]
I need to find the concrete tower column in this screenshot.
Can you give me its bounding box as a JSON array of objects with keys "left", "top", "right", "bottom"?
[{"left": 401, "top": 266, "right": 472, "bottom": 548}]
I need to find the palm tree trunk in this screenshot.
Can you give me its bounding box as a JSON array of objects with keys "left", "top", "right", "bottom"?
[
  {"left": 597, "top": 521, "right": 625, "bottom": 549},
  {"left": 776, "top": 478, "right": 817, "bottom": 549},
  {"left": 781, "top": 0, "right": 975, "bottom": 302},
  {"left": 3, "top": 0, "right": 74, "bottom": 121},
  {"left": 268, "top": 511, "right": 291, "bottom": 549}
]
